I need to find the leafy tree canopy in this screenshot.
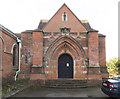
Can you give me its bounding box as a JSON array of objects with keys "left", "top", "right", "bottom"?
[{"left": 107, "top": 57, "right": 120, "bottom": 74}]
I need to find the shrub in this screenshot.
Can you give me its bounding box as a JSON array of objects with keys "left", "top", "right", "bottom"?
[{"left": 107, "top": 57, "right": 120, "bottom": 76}]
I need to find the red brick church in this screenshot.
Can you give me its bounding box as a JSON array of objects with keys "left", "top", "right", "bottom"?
[{"left": 1, "top": 4, "right": 108, "bottom": 86}]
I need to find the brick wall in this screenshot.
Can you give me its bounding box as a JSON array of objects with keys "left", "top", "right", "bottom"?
[
  {"left": 20, "top": 32, "right": 33, "bottom": 79},
  {"left": 32, "top": 31, "right": 43, "bottom": 66},
  {"left": 88, "top": 32, "right": 99, "bottom": 66},
  {"left": 1, "top": 29, "right": 18, "bottom": 78},
  {"left": 99, "top": 36, "right": 108, "bottom": 78},
  {"left": 99, "top": 36, "right": 106, "bottom": 66}
]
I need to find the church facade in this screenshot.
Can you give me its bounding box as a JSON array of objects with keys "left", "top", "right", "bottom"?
[
  {"left": 20, "top": 4, "right": 108, "bottom": 81},
  {"left": 1, "top": 4, "right": 108, "bottom": 85}
]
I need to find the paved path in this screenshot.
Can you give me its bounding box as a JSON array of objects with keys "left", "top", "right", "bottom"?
[{"left": 12, "top": 86, "right": 109, "bottom": 97}]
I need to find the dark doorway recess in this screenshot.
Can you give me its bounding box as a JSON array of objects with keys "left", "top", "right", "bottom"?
[{"left": 58, "top": 54, "right": 73, "bottom": 78}]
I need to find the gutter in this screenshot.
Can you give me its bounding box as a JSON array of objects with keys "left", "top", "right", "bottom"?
[
  {"left": 0, "top": 24, "right": 18, "bottom": 38},
  {"left": 14, "top": 38, "right": 21, "bottom": 81}
]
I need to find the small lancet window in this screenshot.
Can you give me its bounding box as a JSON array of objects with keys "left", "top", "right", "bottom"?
[
  {"left": 62, "top": 12, "right": 67, "bottom": 22},
  {"left": 25, "top": 56, "right": 28, "bottom": 64},
  {"left": 63, "top": 12, "right": 66, "bottom": 21}
]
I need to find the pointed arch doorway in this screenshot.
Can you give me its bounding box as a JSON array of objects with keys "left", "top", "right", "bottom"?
[{"left": 58, "top": 54, "right": 73, "bottom": 78}]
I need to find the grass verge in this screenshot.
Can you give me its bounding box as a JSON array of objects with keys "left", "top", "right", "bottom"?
[{"left": 2, "top": 79, "right": 29, "bottom": 98}]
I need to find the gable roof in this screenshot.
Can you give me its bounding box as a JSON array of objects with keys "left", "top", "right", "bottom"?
[
  {"left": 38, "top": 20, "right": 48, "bottom": 29},
  {"left": 42, "top": 3, "right": 88, "bottom": 31},
  {"left": 98, "top": 33, "right": 106, "bottom": 37},
  {"left": 38, "top": 19, "right": 98, "bottom": 32},
  {"left": 81, "top": 20, "right": 92, "bottom": 31},
  {"left": 38, "top": 3, "right": 98, "bottom": 32}
]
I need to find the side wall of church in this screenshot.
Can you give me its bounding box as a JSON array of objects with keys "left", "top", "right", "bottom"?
[{"left": 0, "top": 28, "right": 18, "bottom": 78}]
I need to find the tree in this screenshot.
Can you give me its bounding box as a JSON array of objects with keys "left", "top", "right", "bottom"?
[
  {"left": 115, "top": 58, "right": 120, "bottom": 74},
  {"left": 107, "top": 57, "right": 120, "bottom": 75}
]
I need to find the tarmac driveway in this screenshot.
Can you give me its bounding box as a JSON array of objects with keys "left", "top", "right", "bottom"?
[{"left": 12, "top": 86, "right": 109, "bottom": 98}]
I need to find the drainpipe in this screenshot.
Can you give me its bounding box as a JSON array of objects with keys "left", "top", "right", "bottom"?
[{"left": 14, "top": 38, "right": 21, "bottom": 81}]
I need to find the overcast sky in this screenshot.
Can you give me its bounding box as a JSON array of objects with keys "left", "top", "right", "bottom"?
[{"left": 0, "top": 0, "right": 119, "bottom": 61}]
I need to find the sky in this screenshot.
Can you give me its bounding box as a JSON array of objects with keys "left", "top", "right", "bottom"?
[{"left": 0, "top": 0, "right": 119, "bottom": 61}]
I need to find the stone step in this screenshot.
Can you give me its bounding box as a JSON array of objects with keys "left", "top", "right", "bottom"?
[
  {"left": 45, "top": 79, "right": 87, "bottom": 88},
  {"left": 46, "top": 82, "right": 86, "bottom": 85},
  {"left": 46, "top": 79, "right": 87, "bottom": 82},
  {"left": 46, "top": 83, "right": 86, "bottom": 86},
  {"left": 46, "top": 84, "right": 86, "bottom": 86},
  {"left": 46, "top": 85, "right": 87, "bottom": 89}
]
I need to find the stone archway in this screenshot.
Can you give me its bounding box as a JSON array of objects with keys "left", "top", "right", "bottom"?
[{"left": 45, "top": 35, "right": 87, "bottom": 79}]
